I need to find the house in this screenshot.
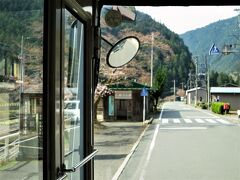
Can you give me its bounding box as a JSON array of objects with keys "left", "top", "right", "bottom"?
[
  {"left": 103, "top": 81, "right": 150, "bottom": 121},
  {"left": 210, "top": 87, "right": 240, "bottom": 110},
  {"left": 186, "top": 87, "right": 207, "bottom": 105},
  {"left": 19, "top": 82, "right": 43, "bottom": 160}
]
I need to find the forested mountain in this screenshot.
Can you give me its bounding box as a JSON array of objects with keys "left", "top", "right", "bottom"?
[
  {"left": 0, "top": 4, "right": 194, "bottom": 96},
  {"left": 0, "top": 0, "right": 43, "bottom": 47},
  {"left": 100, "top": 11, "right": 193, "bottom": 95},
  {"left": 0, "top": 0, "right": 43, "bottom": 82},
  {"left": 180, "top": 16, "right": 240, "bottom": 74}
]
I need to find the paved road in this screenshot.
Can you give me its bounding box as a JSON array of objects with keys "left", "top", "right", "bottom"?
[{"left": 119, "top": 102, "right": 240, "bottom": 180}]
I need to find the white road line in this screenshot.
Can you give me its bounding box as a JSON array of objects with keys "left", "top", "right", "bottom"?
[
  {"left": 140, "top": 123, "right": 160, "bottom": 178},
  {"left": 161, "top": 118, "right": 232, "bottom": 125},
  {"left": 159, "top": 105, "right": 165, "bottom": 119},
  {"left": 160, "top": 127, "right": 207, "bottom": 130},
  {"left": 205, "top": 119, "right": 217, "bottom": 123},
  {"left": 173, "top": 118, "right": 181, "bottom": 123},
  {"left": 215, "top": 118, "right": 231, "bottom": 124},
  {"left": 141, "top": 103, "right": 165, "bottom": 178},
  {"left": 195, "top": 118, "right": 205, "bottom": 123},
  {"left": 183, "top": 119, "right": 192, "bottom": 123},
  {"left": 112, "top": 121, "right": 150, "bottom": 180},
  {"left": 162, "top": 118, "right": 168, "bottom": 124}
]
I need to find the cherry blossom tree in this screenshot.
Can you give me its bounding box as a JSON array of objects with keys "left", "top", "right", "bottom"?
[{"left": 94, "top": 84, "right": 113, "bottom": 122}]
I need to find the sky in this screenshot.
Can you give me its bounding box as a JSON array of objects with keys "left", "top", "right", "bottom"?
[{"left": 136, "top": 6, "right": 240, "bottom": 34}]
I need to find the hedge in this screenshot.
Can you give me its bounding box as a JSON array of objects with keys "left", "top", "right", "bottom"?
[{"left": 211, "top": 102, "right": 230, "bottom": 114}]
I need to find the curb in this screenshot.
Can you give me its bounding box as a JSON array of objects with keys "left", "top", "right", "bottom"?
[
  {"left": 111, "top": 119, "right": 151, "bottom": 180},
  {"left": 196, "top": 107, "right": 239, "bottom": 120},
  {"left": 144, "top": 117, "right": 154, "bottom": 124}
]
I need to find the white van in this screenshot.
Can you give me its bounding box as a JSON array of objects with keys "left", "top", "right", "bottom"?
[{"left": 64, "top": 100, "right": 80, "bottom": 124}]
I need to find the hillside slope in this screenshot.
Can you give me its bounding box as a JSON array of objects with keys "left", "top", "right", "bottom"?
[
  {"left": 180, "top": 16, "right": 240, "bottom": 73},
  {"left": 100, "top": 11, "right": 193, "bottom": 94}
]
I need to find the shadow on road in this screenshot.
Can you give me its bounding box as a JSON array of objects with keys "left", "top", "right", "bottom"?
[{"left": 94, "top": 154, "right": 127, "bottom": 160}]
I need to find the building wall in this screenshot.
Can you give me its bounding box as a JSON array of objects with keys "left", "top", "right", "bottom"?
[
  {"left": 132, "top": 90, "right": 143, "bottom": 121},
  {"left": 187, "top": 89, "right": 207, "bottom": 104},
  {"left": 211, "top": 93, "right": 240, "bottom": 111},
  {"left": 103, "top": 96, "right": 115, "bottom": 121},
  {"left": 103, "top": 90, "right": 146, "bottom": 121}
]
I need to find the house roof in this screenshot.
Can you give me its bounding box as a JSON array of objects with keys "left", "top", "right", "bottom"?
[
  {"left": 107, "top": 81, "right": 150, "bottom": 90},
  {"left": 210, "top": 87, "right": 240, "bottom": 94},
  {"left": 186, "top": 87, "right": 206, "bottom": 93},
  {"left": 221, "top": 83, "right": 239, "bottom": 87},
  {"left": 23, "top": 83, "right": 43, "bottom": 94}
]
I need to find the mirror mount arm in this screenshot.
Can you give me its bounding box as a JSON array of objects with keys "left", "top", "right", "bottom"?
[{"left": 101, "top": 36, "right": 113, "bottom": 47}]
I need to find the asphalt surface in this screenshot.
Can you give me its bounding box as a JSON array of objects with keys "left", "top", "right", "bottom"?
[
  {"left": 118, "top": 102, "right": 240, "bottom": 180},
  {"left": 94, "top": 102, "right": 240, "bottom": 180}
]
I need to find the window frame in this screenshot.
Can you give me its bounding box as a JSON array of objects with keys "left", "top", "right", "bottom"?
[{"left": 44, "top": 0, "right": 93, "bottom": 179}]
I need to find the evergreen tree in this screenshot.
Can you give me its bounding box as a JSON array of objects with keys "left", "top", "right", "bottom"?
[{"left": 151, "top": 67, "right": 167, "bottom": 110}]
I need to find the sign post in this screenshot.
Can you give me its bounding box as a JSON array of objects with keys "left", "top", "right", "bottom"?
[
  {"left": 208, "top": 43, "right": 220, "bottom": 109},
  {"left": 140, "top": 88, "right": 148, "bottom": 123},
  {"left": 143, "top": 96, "right": 146, "bottom": 122}
]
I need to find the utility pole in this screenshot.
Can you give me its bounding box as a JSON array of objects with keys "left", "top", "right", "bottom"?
[
  {"left": 173, "top": 80, "right": 176, "bottom": 101},
  {"left": 180, "top": 82, "right": 184, "bottom": 90},
  {"left": 205, "top": 55, "right": 210, "bottom": 109},
  {"left": 223, "top": 9, "right": 240, "bottom": 55},
  {"left": 150, "top": 32, "right": 154, "bottom": 87},
  {"left": 20, "top": 36, "right": 24, "bottom": 93},
  {"left": 188, "top": 71, "right": 192, "bottom": 89},
  {"left": 235, "top": 9, "right": 240, "bottom": 52},
  {"left": 234, "top": 9, "right": 240, "bottom": 30},
  {"left": 193, "top": 56, "right": 198, "bottom": 106}
]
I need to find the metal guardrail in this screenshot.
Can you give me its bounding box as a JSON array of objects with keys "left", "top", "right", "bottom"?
[{"left": 0, "top": 132, "right": 19, "bottom": 141}]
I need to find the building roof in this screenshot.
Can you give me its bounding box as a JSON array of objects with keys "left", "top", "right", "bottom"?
[
  {"left": 23, "top": 83, "right": 43, "bottom": 94},
  {"left": 221, "top": 83, "right": 239, "bottom": 87},
  {"left": 186, "top": 87, "right": 206, "bottom": 93},
  {"left": 107, "top": 81, "right": 150, "bottom": 90},
  {"left": 210, "top": 87, "right": 240, "bottom": 94}
]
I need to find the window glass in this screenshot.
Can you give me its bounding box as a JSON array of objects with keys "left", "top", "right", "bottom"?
[
  {"left": 0, "top": 0, "right": 43, "bottom": 179},
  {"left": 63, "top": 9, "right": 84, "bottom": 179},
  {"left": 95, "top": 5, "right": 240, "bottom": 180}
]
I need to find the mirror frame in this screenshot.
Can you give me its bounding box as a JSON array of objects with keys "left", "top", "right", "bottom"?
[{"left": 106, "top": 36, "right": 140, "bottom": 68}]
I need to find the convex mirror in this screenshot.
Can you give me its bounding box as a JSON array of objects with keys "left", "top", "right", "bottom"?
[{"left": 106, "top": 36, "right": 140, "bottom": 68}]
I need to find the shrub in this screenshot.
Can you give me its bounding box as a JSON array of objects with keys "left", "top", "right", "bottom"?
[
  {"left": 211, "top": 102, "right": 230, "bottom": 114},
  {"left": 200, "top": 103, "right": 208, "bottom": 109},
  {"left": 196, "top": 102, "right": 202, "bottom": 106},
  {"left": 211, "top": 102, "right": 224, "bottom": 114}
]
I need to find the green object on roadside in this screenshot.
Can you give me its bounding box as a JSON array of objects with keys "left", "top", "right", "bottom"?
[{"left": 211, "top": 102, "right": 230, "bottom": 114}]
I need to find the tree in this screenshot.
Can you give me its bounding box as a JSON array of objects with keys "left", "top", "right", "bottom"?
[
  {"left": 151, "top": 67, "right": 167, "bottom": 110},
  {"left": 94, "top": 84, "right": 113, "bottom": 122},
  {"left": 210, "top": 71, "right": 237, "bottom": 87},
  {"left": 236, "top": 75, "right": 240, "bottom": 86},
  {"left": 210, "top": 71, "right": 219, "bottom": 86}
]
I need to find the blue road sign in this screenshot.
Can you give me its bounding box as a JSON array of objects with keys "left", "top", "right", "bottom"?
[
  {"left": 141, "top": 88, "right": 148, "bottom": 96},
  {"left": 209, "top": 43, "right": 220, "bottom": 55}
]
